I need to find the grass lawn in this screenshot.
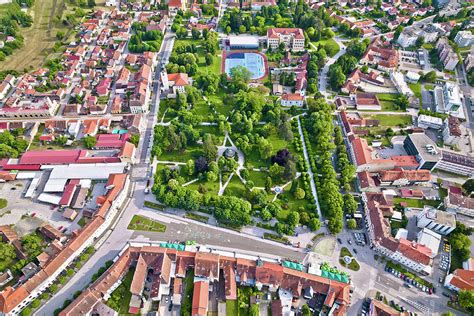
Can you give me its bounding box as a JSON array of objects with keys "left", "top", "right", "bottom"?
[
  {"left": 408, "top": 83, "right": 422, "bottom": 99},
  {"left": 311, "top": 38, "right": 340, "bottom": 57},
  {"left": 207, "top": 89, "right": 231, "bottom": 116},
  {"left": 77, "top": 216, "right": 87, "bottom": 227},
  {"left": 223, "top": 175, "right": 248, "bottom": 198},
  {"left": 339, "top": 247, "right": 360, "bottom": 271},
  {"left": 127, "top": 215, "right": 167, "bottom": 232},
  {"left": 158, "top": 146, "right": 204, "bottom": 163},
  {"left": 376, "top": 93, "right": 402, "bottom": 111},
  {"left": 106, "top": 268, "right": 134, "bottom": 315},
  {"left": 0, "top": 198, "right": 7, "bottom": 209},
  {"left": 246, "top": 170, "right": 267, "bottom": 187},
  {"left": 226, "top": 300, "right": 238, "bottom": 316},
  {"left": 363, "top": 114, "right": 412, "bottom": 127},
  {"left": 393, "top": 197, "right": 441, "bottom": 208},
  {"left": 173, "top": 37, "right": 222, "bottom": 76},
  {"left": 185, "top": 179, "right": 219, "bottom": 196},
  {"left": 181, "top": 270, "right": 194, "bottom": 316}
]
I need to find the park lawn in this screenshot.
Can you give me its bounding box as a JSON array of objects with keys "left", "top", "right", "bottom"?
[
  {"left": 246, "top": 170, "right": 267, "bottom": 187},
  {"left": 226, "top": 300, "right": 238, "bottom": 316},
  {"left": 223, "top": 175, "right": 248, "bottom": 198},
  {"left": 408, "top": 83, "right": 422, "bottom": 99},
  {"left": 185, "top": 179, "right": 219, "bottom": 196},
  {"left": 311, "top": 38, "right": 340, "bottom": 57},
  {"left": 158, "top": 146, "right": 204, "bottom": 163},
  {"left": 245, "top": 149, "right": 269, "bottom": 169},
  {"left": 363, "top": 114, "right": 412, "bottom": 127},
  {"left": 393, "top": 197, "right": 441, "bottom": 208},
  {"left": 267, "top": 129, "right": 290, "bottom": 152},
  {"left": 208, "top": 90, "right": 232, "bottom": 116},
  {"left": 173, "top": 37, "right": 222, "bottom": 76},
  {"left": 106, "top": 268, "right": 134, "bottom": 315},
  {"left": 127, "top": 215, "right": 167, "bottom": 232},
  {"left": 193, "top": 99, "right": 215, "bottom": 118}
]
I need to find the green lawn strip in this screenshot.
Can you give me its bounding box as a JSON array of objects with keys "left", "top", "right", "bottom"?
[
  {"left": 362, "top": 114, "right": 412, "bottom": 127},
  {"left": 386, "top": 261, "right": 433, "bottom": 288},
  {"left": 0, "top": 198, "right": 7, "bottom": 209},
  {"left": 339, "top": 247, "right": 360, "bottom": 271},
  {"left": 106, "top": 268, "right": 135, "bottom": 315},
  {"left": 184, "top": 212, "right": 209, "bottom": 223},
  {"left": 208, "top": 90, "right": 231, "bottom": 116},
  {"left": 375, "top": 93, "right": 402, "bottom": 111},
  {"left": 77, "top": 217, "right": 87, "bottom": 227},
  {"left": 263, "top": 232, "right": 290, "bottom": 244},
  {"left": 143, "top": 201, "right": 165, "bottom": 211},
  {"left": 127, "top": 215, "right": 166, "bottom": 232},
  {"left": 226, "top": 300, "right": 238, "bottom": 316},
  {"left": 393, "top": 197, "right": 441, "bottom": 208},
  {"left": 181, "top": 270, "right": 194, "bottom": 315}
]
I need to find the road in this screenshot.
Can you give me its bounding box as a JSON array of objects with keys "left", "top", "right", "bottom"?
[
  {"left": 36, "top": 182, "right": 305, "bottom": 315},
  {"left": 318, "top": 36, "right": 346, "bottom": 100}
]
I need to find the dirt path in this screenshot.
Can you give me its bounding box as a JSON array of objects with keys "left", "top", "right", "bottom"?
[{"left": 0, "top": 0, "right": 57, "bottom": 71}]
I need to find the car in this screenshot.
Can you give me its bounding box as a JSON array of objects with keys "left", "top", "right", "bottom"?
[
  {"left": 432, "top": 287, "right": 436, "bottom": 294},
  {"left": 385, "top": 267, "right": 389, "bottom": 272},
  {"left": 353, "top": 248, "right": 358, "bottom": 254},
  {"left": 439, "top": 277, "right": 444, "bottom": 283},
  {"left": 428, "top": 288, "right": 432, "bottom": 295},
  {"left": 347, "top": 239, "right": 352, "bottom": 245},
  {"left": 442, "top": 292, "right": 450, "bottom": 298},
  {"left": 400, "top": 306, "right": 406, "bottom": 312},
  {"left": 337, "top": 238, "right": 342, "bottom": 244},
  {"left": 404, "top": 283, "right": 411, "bottom": 288},
  {"left": 144, "top": 287, "right": 150, "bottom": 292},
  {"left": 165, "top": 296, "right": 169, "bottom": 303}
]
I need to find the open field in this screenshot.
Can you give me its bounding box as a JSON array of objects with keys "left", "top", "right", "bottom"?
[
  {"left": 311, "top": 38, "right": 340, "bottom": 57},
  {"left": 363, "top": 114, "right": 412, "bottom": 127}
]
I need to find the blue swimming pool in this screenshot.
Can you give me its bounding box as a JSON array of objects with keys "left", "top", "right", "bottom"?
[{"left": 224, "top": 52, "right": 266, "bottom": 79}]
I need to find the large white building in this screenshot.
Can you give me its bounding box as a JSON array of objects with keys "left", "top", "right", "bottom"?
[
  {"left": 416, "top": 206, "right": 456, "bottom": 236},
  {"left": 436, "top": 38, "right": 459, "bottom": 71},
  {"left": 266, "top": 28, "right": 305, "bottom": 52},
  {"left": 454, "top": 31, "right": 474, "bottom": 47},
  {"left": 434, "top": 82, "right": 463, "bottom": 116}
]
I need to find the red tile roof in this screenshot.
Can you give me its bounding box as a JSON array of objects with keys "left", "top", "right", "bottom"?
[
  {"left": 449, "top": 269, "right": 474, "bottom": 290},
  {"left": 267, "top": 28, "right": 304, "bottom": 39},
  {"left": 19, "top": 149, "right": 86, "bottom": 165},
  {"left": 397, "top": 238, "right": 431, "bottom": 265},
  {"left": 192, "top": 281, "right": 209, "bottom": 316}
]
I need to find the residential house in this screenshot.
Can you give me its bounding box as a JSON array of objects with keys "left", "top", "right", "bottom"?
[{"left": 280, "top": 93, "right": 304, "bottom": 107}]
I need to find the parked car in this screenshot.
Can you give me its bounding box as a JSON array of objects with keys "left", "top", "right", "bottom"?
[
  {"left": 428, "top": 288, "right": 432, "bottom": 295},
  {"left": 404, "top": 283, "right": 411, "bottom": 288},
  {"left": 337, "top": 238, "right": 342, "bottom": 244},
  {"left": 353, "top": 248, "right": 358, "bottom": 254},
  {"left": 442, "top": 292, "right": 450, "bottom": 298}
]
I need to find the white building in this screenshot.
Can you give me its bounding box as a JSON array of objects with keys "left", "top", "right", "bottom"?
[
  {"left": 418, "top": 114, "right": 443, "bottom": 130},
  {"left": 161, "top": 72, "right": 189, "bottom": 98},
  {"left": 280, "top": 93, "right": 304, "bottom": 107},
  {"left": 266, "top": 28, "right": 305, "bottom": 52},
  {"left": 436, "top": 38, "right": 459, "bottom": 71},
  {"left": 442, "top": 116, "right": 462, "bottom": 146},
  {"left": 397, "top": 29, "right": 418, "bottom": 48},
  {"left": 416, "top": 228, "right": 442, "bottom": 258},
  {"left": 454, "top": 31, "right": 474, "bottom": 48},
  {"left": 390, "top": 72, "right": 414, "bottom": 97},
  {"left": 416, "top": 206, "right": 456, "bottom": 236},
  {"left": 434, "top": 82, "right": 463, "bottom": 115}
]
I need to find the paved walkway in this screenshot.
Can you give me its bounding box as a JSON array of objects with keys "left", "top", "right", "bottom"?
[
  {"left": 318, "top": 36, "right": 346, "bottom": 101},
  {"left": 297, "top": 117, "right": 322, "bottom": 218}
]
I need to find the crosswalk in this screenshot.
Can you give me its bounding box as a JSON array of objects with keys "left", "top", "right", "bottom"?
[{"left": 398, "top": 296, "right": 431, "bottom": 315}]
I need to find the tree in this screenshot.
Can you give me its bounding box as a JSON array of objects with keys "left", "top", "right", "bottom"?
[
  {"left": 0, "top": 242, "right": 16, "bottom": 271},
  {"left": 462, "top": 179, "right": 474, "bottom": 196},
  {"left": 302, "top": 304, "right": 311, "bottom": 316},
  {"left": 395, "top": 94, "right": 409, "bottom": 111},
  {"left": 129, "top": 134, "right": 139, "bottom": 147},
  {"left": 422, "top": 70, "right": 437, "bottom": 83},
  {"left": 191, "top": 28, "right": 201, "bottom": 40},
  {"left": 283, "top": 160, "right": 297, "bottom": 182},
  {"left": 269, "top": 163, "right": 284, "bottom": 179},
  {"left": 287, "top": 211, "right": 300, "bottom": 228},
  {"left": 328, "top": 64, "right": 346, "bottom": 90},
  {"left": 294, "top": 188, "right": 306, "bottom": 200},
  {"left": 21, "top": 233, "right": 43, "bottom": 258},
  {"left": 308, "top": 218, "right": 321, "bottom": 231},
  {"left": 230, "top": 65, "right": 252, "bottom": 84},
  {"left": 415, "top": 36, "right": 425, "bottom": 48},
  {"left": 343, "top": 194, "right": 358, "bottom": 214},
  {"left": 214, "top": 196, "right": 251, "bottom": 227},
  {"left": 265, "top": 176, "right": 273, "bottom": 192},
  {"left": 249, "top": 304, "right": 259, "bottom": 316},
  {"left": 458, "top": 290, "right": 474, "bottom": 310},
  {"left": 347, "top": 218, "right": 357, "bottom": 229},
  {"left": 205, "top": 53, "right": 213, "bottom": 66},
  {"left": 203, "top": 134, "right": 217, "bottom": 161},
  {"left": 260, "top": 208, "right": 272, "bottom": 221},
  {"left": 82, "top": 135, "right": 97, "bottom": 149},
  {"left": 185, "top": 159, "right": 195, "bottom": 176}
]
